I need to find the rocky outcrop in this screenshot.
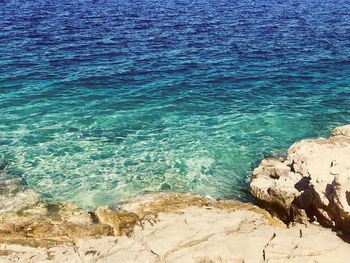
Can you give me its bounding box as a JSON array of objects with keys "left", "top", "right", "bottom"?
[{"left": 251, "top": 124, "right": 350, "bottom": 231}]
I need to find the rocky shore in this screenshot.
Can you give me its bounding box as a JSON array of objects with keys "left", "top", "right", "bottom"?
[{"left": 1, "top": 125, "right": 350, "bottom": 262}]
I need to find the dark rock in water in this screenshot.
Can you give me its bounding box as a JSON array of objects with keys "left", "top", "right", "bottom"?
[
  {"left": 0, "top": 173, "right": 24, "bottom": 196},
  {"left": 160, "top": 183, "right": 171, "bottom": 191},
  {"left": 0, "top": 159, "right": 8, "bottom": 171}
]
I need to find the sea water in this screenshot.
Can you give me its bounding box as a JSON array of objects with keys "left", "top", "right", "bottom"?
[{"left": 1, "top": 0, "right": 350, "bottom": 209}]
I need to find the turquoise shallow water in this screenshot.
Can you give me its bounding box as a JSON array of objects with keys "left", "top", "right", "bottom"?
[{"left": 1, "top": 0, "right": 350, "bottom": 209}]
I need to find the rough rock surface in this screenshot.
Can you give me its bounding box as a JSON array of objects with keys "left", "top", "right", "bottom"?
[
  {"left": 251, "top": 124, "right": 350, "bottom": 230},
  {"left": 0, "top": 193, "right": 350, "bottom": 262}
]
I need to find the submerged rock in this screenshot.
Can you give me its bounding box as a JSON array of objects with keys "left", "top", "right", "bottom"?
[
  {"left": 0, "top": 173, "right": 40, "bottom": 213},
  {"left": 0, "top": 189, "right": 40, "bottom": 213},
  {"left": 160, "top": 183, "right": 172, "bottom": 191},
  {"left": 251, "top": 124, "right": 350, "bottom": 231}
]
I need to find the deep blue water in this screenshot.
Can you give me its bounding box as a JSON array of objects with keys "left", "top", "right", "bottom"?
[{"left": 1, "top": 0, "right": 350, "bottom": 209}]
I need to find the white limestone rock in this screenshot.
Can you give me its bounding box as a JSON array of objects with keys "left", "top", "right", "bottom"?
[{"left": 251, "top": 124, "right": 350, "bottom": 230}]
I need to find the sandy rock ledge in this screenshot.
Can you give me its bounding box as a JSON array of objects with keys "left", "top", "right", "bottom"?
[{"left": 0, "top": 193, "right": 349, "bottom": 262}]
